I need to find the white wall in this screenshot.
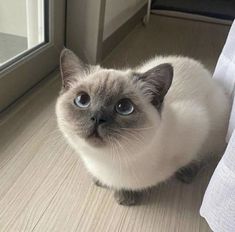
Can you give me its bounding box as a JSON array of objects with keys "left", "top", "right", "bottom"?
[
  {"left": 103, "top": 0, "right": 147, "bottom": 40},
  {"left": 0, "top": 0, "right": 27, "bottom": 37},
  {"left": 66, "top": 0, "right": 104, "bottom": 64}
]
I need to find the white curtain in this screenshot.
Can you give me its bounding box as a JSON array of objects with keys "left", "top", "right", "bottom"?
[{"left": 200, "top": 21, "right": 235, "bottom": 232}]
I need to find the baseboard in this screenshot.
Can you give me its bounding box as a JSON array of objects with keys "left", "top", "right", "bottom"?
[
  {"left": 101, "top": 4, "right": 147, "bottom": 60},
  {"left": 151, "top": 10, "right": 233, "bottom": 25}
]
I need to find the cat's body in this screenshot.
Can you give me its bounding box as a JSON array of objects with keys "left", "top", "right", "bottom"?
[
  {"left": 77, "top": 57, "right": 228, "bottom": 190},
  {"left": 56, "top": 49, "right": 230, "bottom": 204}
]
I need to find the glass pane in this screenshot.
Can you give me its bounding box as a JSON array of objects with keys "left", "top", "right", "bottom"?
[{"left": 0, "top": 0, "right": 47, "bottom": 68}]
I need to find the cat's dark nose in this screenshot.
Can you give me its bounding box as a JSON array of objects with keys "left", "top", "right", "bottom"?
[{"left": 91, "top": 112, "right": 109, "bottom": 126}]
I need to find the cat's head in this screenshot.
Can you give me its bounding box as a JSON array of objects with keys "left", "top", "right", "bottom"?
[{"left": 56, "top": 49, "right": 173, "bottom": 149}]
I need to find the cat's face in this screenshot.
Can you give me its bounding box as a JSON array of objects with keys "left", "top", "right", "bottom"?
[{"left": 56, "top": 49, "right": 173, "bottom": 148}]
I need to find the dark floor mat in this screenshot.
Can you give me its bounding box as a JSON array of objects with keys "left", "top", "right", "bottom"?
[{"left": 152, "top": 0, "right": 235, "bottom": 20}]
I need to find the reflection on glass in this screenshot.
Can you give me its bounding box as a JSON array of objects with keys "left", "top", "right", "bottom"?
[{"left": 0, "top": 0, "right": 45, "bottom": 67}]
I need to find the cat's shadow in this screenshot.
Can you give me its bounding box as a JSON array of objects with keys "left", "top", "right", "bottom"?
[
  {"left": 91, "top": 160, "right": 218, "bottom": 215},
  {"left": 140, "top": 161, "right": 217, "bottom": 212}
]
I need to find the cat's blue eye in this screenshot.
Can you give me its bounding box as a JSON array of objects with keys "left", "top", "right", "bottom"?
[
  {"left": 74, "top": 92, "right": 91, "bottom": 108},
  {"left": 115, "top": 99, "right": 134, "bottom": 116}
]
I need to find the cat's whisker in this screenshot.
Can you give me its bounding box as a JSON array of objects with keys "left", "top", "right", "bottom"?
[
  {"left": 120, "top": 126, "right": 157, "bottom": 131},
  {"left": 124, "top": 132, "right": 144, "bottom": 144},
  {"left": 116, "top": 138, "right": 140, "bottom": 185},
  {"left": 115, "top": 140, "right": 127, "bottom": 167},
  {"left": 112, "top": 138, "right": 123, "bottom": 176},
  {"left": 112, "top": 130, "right": 146, "bottom": 187},
  {"left": 115, "top": 139, "right": 141, "bottom": 187},
  {"left": 108, "top": 136, "right": 115, "bottom": 166},
  {"left": 121, "top": 134, "right": 142, "bottom": 147},
  {"left": 125, "top": 130, "right": 145, "bottom": 140},
  {"left": 108, "top": 128, "right": 145, "bottom": 145},
  {"left": 111, "top": 132, "right": 145, "bottom": 161},
  {"left": 121, "top": 131, "right": 145, "bottom": 146}
]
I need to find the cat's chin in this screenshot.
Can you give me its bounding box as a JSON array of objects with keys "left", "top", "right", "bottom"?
[
  {"left": 86, "top": 136, "right": 107, "bottom": 147},
  {"left": 86, "top": 131, "right": 107, "bottom": 147},
  {"left": 85, "top": 126, "right": 113, "bottom": 147}
]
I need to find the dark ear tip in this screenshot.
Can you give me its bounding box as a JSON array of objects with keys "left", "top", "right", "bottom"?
[{"left": 161, "top": 63, "right": 174, "bottom": 76}]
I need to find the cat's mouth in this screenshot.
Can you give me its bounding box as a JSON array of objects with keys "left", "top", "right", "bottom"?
[
  {"left": 86, "top": 128, "right": 105, "bottom": 145},
  {"left": 88, "top": 129, "right": 102, "bottom": 139}
]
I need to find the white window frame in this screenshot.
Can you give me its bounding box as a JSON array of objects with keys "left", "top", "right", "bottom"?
[{"left": 26, "top": 0, "right": 45, "bottom": 49}]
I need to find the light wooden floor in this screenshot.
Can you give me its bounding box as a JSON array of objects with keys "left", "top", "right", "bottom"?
[{"left": 0, "top": 15, "right": 230, "bottom": 232}]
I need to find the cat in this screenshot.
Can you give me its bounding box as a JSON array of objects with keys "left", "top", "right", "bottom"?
[{"left": 56, "top": 48, "right": 230, "bottom": 206}]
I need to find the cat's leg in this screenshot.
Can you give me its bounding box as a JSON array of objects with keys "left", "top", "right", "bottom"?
[
  {"left": 175, "top": 162, "right": 202, "bottom": 184},
  {"left": 114, "top": 190, "right": 142, "bottom": 206},
  {"left": 93, "top": 178, "right": 107, "bottom": 188}
]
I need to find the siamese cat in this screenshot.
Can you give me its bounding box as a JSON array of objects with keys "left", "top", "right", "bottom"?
[{"left": 56, "top": 49, "right": 229, "bottom": 205}]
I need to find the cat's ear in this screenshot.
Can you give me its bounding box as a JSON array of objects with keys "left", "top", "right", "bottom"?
[
  {"left": 60, "top": 48, "right": 88, "bottom": 90},
  {"left": 136, "top": 63, "right": 173, "bottom": 109}
]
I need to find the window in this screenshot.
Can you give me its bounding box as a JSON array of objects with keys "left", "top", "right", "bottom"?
[{"left": 0, "top": 0, "right": 65, "bottom": 111}]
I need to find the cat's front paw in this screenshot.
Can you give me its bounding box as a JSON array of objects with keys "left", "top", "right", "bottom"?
[
  {"left": 175, "top": 162, "right": 201, "bottom": 184},
  {"left": 93, "top": 178, "right": 107, "bottom": 188},
  {"left": 114, "top": 190, "right": 141, "bottom": 206}
]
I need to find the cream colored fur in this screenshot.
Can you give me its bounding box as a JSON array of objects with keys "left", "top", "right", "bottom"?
[{"left": 56, "top": 56, "right": 230, "bottom": 191}]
